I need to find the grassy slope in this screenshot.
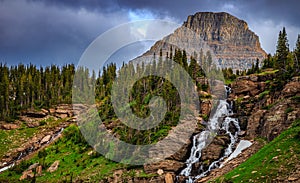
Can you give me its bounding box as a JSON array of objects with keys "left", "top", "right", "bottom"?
[
  {"left": 0, "top": 117, "right": 65, "bottom": 159},
  {"left": 0, "top": 124, "right": 155, "bottom": 182},
  {"left": 213, "top": 119, "right": 300, "bottom": 183},
  {"left": 0, "top": 126, "right": 37, "bottom": 157}
]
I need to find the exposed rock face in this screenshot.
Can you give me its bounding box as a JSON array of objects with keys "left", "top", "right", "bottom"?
[
  {"left": 183, "top": 12, "right": 266, "bottom": 70},
  {"left": 137, "top": 12, "right": 266, "bottom": 71},
  {"left": 230, "top": 75, "right": 300, "bottom": 141},
  {"left": 144, "top": 160, "right": 185, "bottom": 174}
]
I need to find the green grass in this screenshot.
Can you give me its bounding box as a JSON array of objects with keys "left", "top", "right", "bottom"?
[
  {"left": 257, "top": 69, "right": 279, "bottom": 76},
  {"left": 213, "top": 119, "right": 300, "bottom": 183},
  {"left": 225, "top": 79, "right": 234, "bottom": 85},
  {"left": 0, "top": 117, "right": 70, "bottom": 159},
  {"left": 258, "top": 90, "right": 270, "bottom": 100},
  {"left": 0, "top": 125, "right": 157, "bottom": 182},
  {"left": 285, "top": 107, "right": 294, "bottom": 114},
  {"left": 0, "top": 125, "right": 38, "bottom": 158}
]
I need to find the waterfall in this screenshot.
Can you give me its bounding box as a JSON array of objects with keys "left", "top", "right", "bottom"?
[{"left": 180, "top": 86, "right": 241, "bottom": 182}]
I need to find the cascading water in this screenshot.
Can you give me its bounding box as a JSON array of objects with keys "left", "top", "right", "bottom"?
[{"left": 180, "top": 86, "right": 241, "bottom": 182}]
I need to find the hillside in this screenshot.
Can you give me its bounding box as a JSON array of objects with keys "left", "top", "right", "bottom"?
[{"left": 214, "top": 119, "right": 300, "bottom": 183}]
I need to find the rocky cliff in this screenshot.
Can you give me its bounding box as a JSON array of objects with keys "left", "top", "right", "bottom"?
[
  {"left": 229, "top": 74, "right": 300, "bottom": 141},
  {"left": 137, "top": 12, "right": 267, "bottom": 70}
]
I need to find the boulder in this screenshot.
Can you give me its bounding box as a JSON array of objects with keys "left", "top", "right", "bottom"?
[
  {"left": 157, "top": 169, "right": 164, "bottom": 175},
  {"left": 47, "top": 160, "right": 60, "bottom": 173},
  {"left": 201, "top": 143, "right": 224, "bottom": 162},
  {"left": 41, "top": 108, "right": 49, "bottom": 114},
  {"left": 281, "top": 81, "right": 300, "bottom": 98},
  {"left": 233, "top": 79, "right": 258, "bottom": 96},
  {"left": 261, "top": 103, "right": 290, "bottom": 141},
  {"left": 27, "top": 163, "right": 39, "bottom": 171},
  {"left": 112, "top": 169, "right": 123, "bottom": 183},
  {"left": 55, "top": 112, "right": 68, "bottom": 119},
  {"left": 49, "top": 108, "right": 56, "bottom": 114},
  {"left": 25, "top": 110, "right": 47, "bottom": 118},
  {"left": 40, "top": 135, "right": 51, "bottom": 144},
  {"left": 1, "top": 123, "right": 19, "bottom": 130},
  {"left": 36, "top": 165, "right": 43, "bottom": 176},
  {"left": 165, "top": 173, "right": 174, "bottom": 183},
  {"left": 27, "top": 121, "right": 40, "bottom": 128},
  {"left": 20, "top": 169, "right": 34, "bottom": 180},
  {"left": 238, "top": 131, "right": 246, "bottom": 137},
  {"left": 144, "top": 160, "right": 185, "bottom": 174}
]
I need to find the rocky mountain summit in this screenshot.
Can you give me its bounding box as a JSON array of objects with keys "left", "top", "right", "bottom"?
[{"left": 138, "top": 12, "right": 267, "bottom": 70}]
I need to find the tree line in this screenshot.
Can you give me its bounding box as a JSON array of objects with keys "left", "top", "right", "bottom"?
[
  {"left": 262, "top": 27, "right": 300, "bottom": 77},
  {"left": 2, "top": 27, "right": 299, "bottom": 123},
  {"left": 0, "top": 64, "right": 75, "bottom": 120}
]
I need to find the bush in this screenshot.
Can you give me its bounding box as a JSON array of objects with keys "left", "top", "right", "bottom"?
[
  {"left": 258, "top": 90, "right": 270, "bottom": 99},
  {"left": 63, "top": 125, "right": 88, "bottom": 147}
]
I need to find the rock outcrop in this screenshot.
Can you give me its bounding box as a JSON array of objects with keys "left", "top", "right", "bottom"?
[
  {"left": 229, "top": 75, "right": 300, "bottom": 141},
  {"left": 47, "top": 160, "right": 60, "bottom": 173},
  {"left": 183, "top": 12, "right": 267, "bottom": 70}
]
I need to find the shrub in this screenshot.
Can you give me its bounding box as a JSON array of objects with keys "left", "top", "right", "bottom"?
[
  {"left": 285, "top": 107, "right": 294, "bottom": 114},
  {"left": 291, "top": 95, "right": 300, "bottom": 103},
  {"left": 258, "top": 90, "right": 270, "bottom": 99}
]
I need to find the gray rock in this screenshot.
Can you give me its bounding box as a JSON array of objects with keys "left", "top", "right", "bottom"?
[{"left": 40, "top": 135, "right": 51, "bottom": 144}]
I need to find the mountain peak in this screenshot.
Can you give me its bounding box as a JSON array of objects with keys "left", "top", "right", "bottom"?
[
  {"left": 136, "top": 12, "right": 267, "bottom": 70},
  {"left": 183, "top": 12, "right": 267, "bottom": 69},
  {"left": 184, "top": 12, "right": 248, "bottom": 30}
]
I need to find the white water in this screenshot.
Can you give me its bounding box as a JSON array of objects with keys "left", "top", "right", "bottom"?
[
  {"left": 180, "top": 86, "right": 243, "bottom": 182},
  {"left": 220, "top": 140, "right": 252, "bottom": 167},
  {"left": 0, "top": 127, "right": 64, "bottom": 173},
  {"left": 0, "top": 163, "right": 14, "bottom": 173}
]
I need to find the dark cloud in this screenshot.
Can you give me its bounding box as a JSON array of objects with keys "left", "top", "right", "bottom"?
[
  {"left": 0, "top": 0, "right": 129, "bottom": 65},
  {"left": 28, "top": 0, "right": 118, "bottom": 12},
  {"left": 0, "top": 0, "right": 299, "bottom": 65}
]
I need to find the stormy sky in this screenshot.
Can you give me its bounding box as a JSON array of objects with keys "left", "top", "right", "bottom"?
[{"left": 0, "top": 0, "right": 299, "bottom": 66}]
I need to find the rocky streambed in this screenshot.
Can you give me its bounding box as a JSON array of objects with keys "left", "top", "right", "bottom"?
[{"left": 0, "top": 104, "right": 88, "bottom": 173}]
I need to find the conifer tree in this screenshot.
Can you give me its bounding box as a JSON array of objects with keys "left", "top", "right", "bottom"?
[
  {"left": 276, "top": 27, "right": 289, "bottom": 72},
  {"left": 294, "top": 34, "right": 300, "bottom": 72}
]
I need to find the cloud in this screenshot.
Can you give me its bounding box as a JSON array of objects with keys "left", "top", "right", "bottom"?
[
  {"left": 0, "top": 0, "right": 299, "bottom": 65},
  {"left": 114, "top": 0, "right": 300, "bottom": 53},
  {"left": 0, "top": 0, "right": 129, "bottom": 65}
]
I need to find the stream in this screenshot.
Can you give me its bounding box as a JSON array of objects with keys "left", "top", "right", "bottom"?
[
  {"left": 0, "top": 127, "right": 64, "bottom": 173},
  {"left": 180, "top": 86, "right": 252, "bottom": 182}
]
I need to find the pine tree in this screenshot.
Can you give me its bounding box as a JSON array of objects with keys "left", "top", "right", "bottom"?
[
  {"left": 276, "top": 27, "right": 289, "bottom": 72},
  {"left": 182, "top": 50, "right": 188, "bottom": 70},
  {"left": 255, "top": 58, "right": 260, "bottom": 73},
  {"left": 294, "top": 34, "right": 300, "bottom": 72}
]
